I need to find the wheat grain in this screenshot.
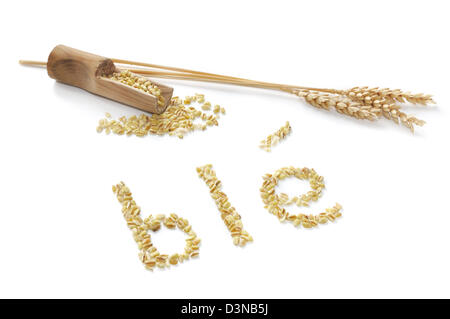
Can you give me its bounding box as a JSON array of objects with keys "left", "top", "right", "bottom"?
[
  {"left": 293, "top": 90, "right": 378, "bottom": 121},
  {"left": 259, "top": 121, "right": 292, "bottom": 152},
  {"left": 290, "top": 86, "right": 433, "bottom": 132},
  {"left": 259, "top": 167, "right": 342, "bottom": 229},
  {"left": 107, "top": 70, "right": 166, "bottom": 107},
  {"left": 112, "top": 182, "right": 200, "bottom": 271},
  {"left": 97, "top": 94, "right": 224, "bottom": 138},
  {"left": 342, "top": 87, "right": 435, "bottom": 106},
  {"left": 196, "top": 164, "right": 253, "bottom": 246}
]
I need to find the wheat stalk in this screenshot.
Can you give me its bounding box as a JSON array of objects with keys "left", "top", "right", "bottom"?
[
  {"left": 20, "top": 59, "right": 435, "bottom": 132},
  {"left": 114, "top": 64, "right": 434, "bottom": 133},
  {"left": 288, "top": 87, "right": 432, "bottom": 132}
]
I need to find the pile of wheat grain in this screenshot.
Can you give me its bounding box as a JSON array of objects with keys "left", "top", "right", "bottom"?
[{"left": 97, "top": 94, "right": 225, "bottom": 138}]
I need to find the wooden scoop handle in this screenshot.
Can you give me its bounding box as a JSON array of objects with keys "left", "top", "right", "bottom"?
[
  {"left": 47, "top": 45, "right": 116, "bottom": 90},
  {"left": 47, "top": 45, "right": 172, "bottom": 114}
]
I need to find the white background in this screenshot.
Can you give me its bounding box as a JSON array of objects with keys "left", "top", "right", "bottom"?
[{"left": 1, "top": 0, "right": 449, "bottom": 298}]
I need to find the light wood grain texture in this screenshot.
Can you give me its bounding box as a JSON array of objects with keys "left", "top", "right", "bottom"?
[{"left": 46, "top": 45, "right": 173, "bottom": 114}]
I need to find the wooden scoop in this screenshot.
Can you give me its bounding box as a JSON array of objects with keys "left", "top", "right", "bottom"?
[{"left": 46, "top": 45, "right": 173, "bottom": 114}]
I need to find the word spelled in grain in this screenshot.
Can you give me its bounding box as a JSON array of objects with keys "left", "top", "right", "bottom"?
[
  {"left": 113, "top": 182, "right": 200, "bottom": 271},
  {"left": 97, "top": 94, "right": 225, "bottom": 138},
  {"left": 260, "top": 167, "right": 342, "bottom": 228},
  {"left": 196, "top": 164, "right": 253, "bottom": 246},
  {"left": 259, "top": 121, "right": 291, "bottom": 152}
]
